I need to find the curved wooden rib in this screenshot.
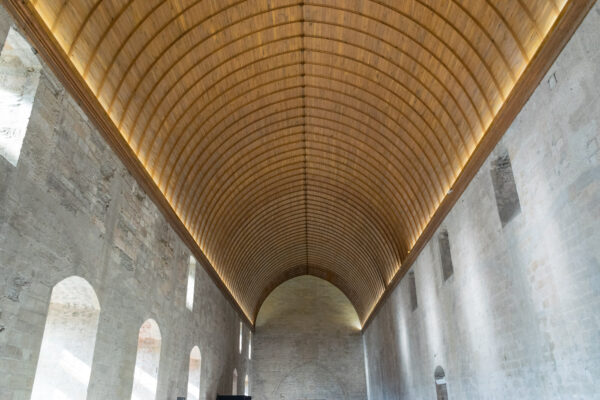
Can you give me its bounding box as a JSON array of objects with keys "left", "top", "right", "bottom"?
[{"left": 21, "top": 0, "right": 581, "bottom": 325}]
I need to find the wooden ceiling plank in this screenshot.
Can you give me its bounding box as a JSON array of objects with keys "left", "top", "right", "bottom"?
[{"left": 183, "top": 103, "right": 428, "bottom": 236}]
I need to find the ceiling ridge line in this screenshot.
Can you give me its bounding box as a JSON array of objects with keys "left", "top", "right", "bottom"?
[{"left": 300, "top": 0, "right": 309, "bottom": 274}]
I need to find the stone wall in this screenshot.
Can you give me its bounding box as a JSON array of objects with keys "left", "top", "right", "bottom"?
[
  {"left": 253, "top": 276, "right": 367, "bottom": 400},
  {"left": 363, "top": 4, "right": 600, "bottom": 399},
  {"left": 0, "top": 5, "right": 250, "bottom": 400}
]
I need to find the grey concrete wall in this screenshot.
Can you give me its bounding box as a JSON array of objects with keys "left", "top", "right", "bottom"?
[
  {"left": 363, "top": 4, "right": 600, "bottom": 399},
  {"left": 253, "top": 276, "right": 367, "bottom": 400},
  {"left": 0, "top": 5, "right": 249, "bottom": 400}
]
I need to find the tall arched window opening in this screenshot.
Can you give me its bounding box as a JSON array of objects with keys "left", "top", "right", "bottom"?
[
  {"left": 408, "top": 270, "right": 418, "bottom": 311},
  {"left": 490, "top": 149, "right": 521, "bottom": 227},
  {"left": 0, "top": 27, "right": 41, "bottom": 167},
  {"left": 31, "top": 276, "right": 100, "bottom": 400},
  {"left": 248, "top": 332, "right": 252, "bottom": 360},
  {"left": 244, "top": 374, "right": 249, "bottom": 395},
  {"left": 434, "top": 366, "right": 449, "bottom": 400},
  {"left": 186, "top": 256, "right": 196, "bottom": 311},
  {"left": 238, "top": 321, "right": 243, "bottom": 353},
  {"left": 438, "top": 229, "right": 454, "bottom": 281},
  {"left": 232, "top": 368, "right": 238, "bottom": 395},
  {"left": 187, "top": 346, "right": 201, "bottom": 400},
  {"left": 131, "top": 319, "right": 161, "bottom": 400}
]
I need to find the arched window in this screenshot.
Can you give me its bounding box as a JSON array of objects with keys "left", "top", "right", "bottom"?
[
  {"left": 244, "top": 374, "right": 249, "bottom": 395},
  {"left": 0, "top": 27, "right": 42, "bottom": 167},
  {"left": 232, "top": 368, "right": 238, "bottom": 395},
  {"left": 186, "top": 256, "right": 196, "bottom": 311},
  {"left": 248, "top": 332, "right": 252, "bottom": 360},
  {"left": 438, "top": 229, "right": 454, "bottom": 281},
  {"left": 31, "top": 276, "right": 100, "bottom": 400},
  {"left": 131, "top": 319, "right": 161, "bottom": 400},
  {"left": 187, "top": 346, "right": 201, "bottom": 400},
  {"left": 238, "top": 321, "right": 243, "bottom": 354},
  {"left": 434, "top": 366, "right": 448, "bottom": 400},
  {"left": 408, "top": 270, "right": 418, "bottom": 311},
  {"left": 490, "top": 149, "right": 521, "bottom": 227}
]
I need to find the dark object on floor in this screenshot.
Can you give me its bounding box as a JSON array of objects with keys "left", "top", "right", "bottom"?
[{"left": 216, "top": 396, "right": 251, "bottom": 400}]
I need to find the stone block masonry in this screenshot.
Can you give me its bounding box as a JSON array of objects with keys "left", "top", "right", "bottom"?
[
  {"left": 362, "top": 3, "right": 600, "bottom": 399},
  {"left": 0, "top": 5, "right": 249, "bottom": 400},
  {"left": 252, "top": 276, "right": 367, "bottom": 400}
]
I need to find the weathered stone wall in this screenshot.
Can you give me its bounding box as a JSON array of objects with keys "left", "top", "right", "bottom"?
[
  {"left": 0, "top": 5, "right": 249, "bottom": 400},
  {"left": 253, "top": 276, "right": 367, "bottom": 400},
  {"left": 363, "top": 4, "right": 600, "bottom": 399}
]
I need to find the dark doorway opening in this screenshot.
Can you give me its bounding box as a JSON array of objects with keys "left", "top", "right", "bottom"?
[{"left": 434, "top": 366, "right": 448, "bottom": 400}]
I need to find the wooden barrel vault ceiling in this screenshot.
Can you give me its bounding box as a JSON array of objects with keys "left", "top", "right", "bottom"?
[{"left": 6, "top": 0, "right": 594, "bottom": 327}]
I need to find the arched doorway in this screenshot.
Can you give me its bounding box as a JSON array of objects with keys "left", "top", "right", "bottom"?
[
  {"left": 187, "top": 346, "right": 201, "bottom": 400},
  {"left": 232, "top": 368, "right": 238, "bottom": 395},
  {"left": 131, "top": 319, "right": 161, "bottom": 400},
  {"left": 434, "top": 366, "right": 449, "bottom": 400},
  {"left": 31, "top": 276, "right": 100, "bottom": 400}
]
